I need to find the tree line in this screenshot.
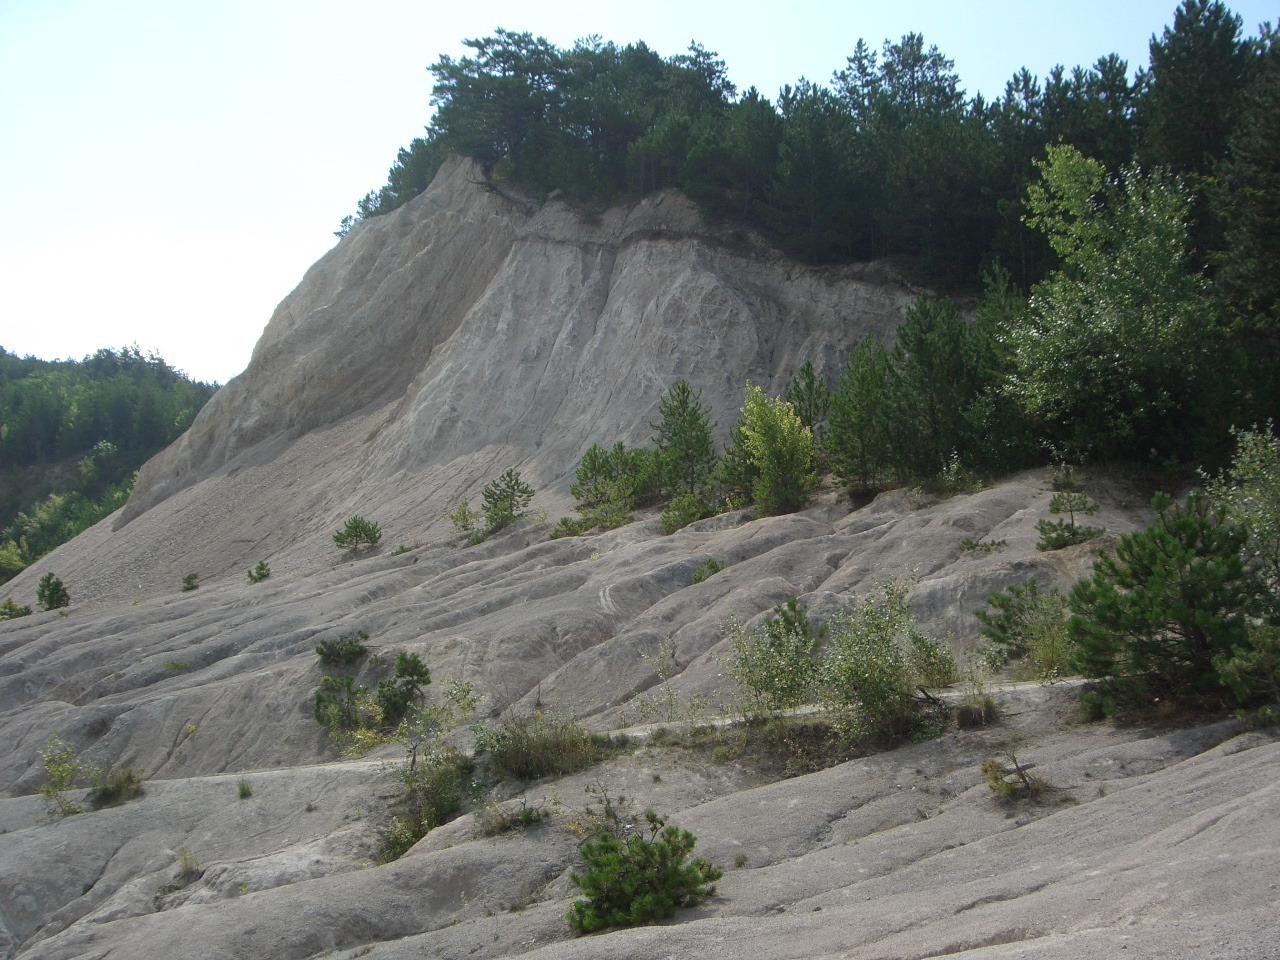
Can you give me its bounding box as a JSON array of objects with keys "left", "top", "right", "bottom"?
[{"left": 343, "top": 1, "right": 1279, "bottom": 318}]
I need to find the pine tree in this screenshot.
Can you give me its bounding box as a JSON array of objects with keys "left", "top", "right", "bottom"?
[{"left": 651, "top": 381, "right": 717, "bottom": 499}]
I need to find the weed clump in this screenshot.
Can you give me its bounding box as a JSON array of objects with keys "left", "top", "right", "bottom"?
[
  {"left": 475, "top": 713, "right": 599, "bottom": 781},
  {"left": 246, "top": 560, "right": 270, "bottom": 583}
]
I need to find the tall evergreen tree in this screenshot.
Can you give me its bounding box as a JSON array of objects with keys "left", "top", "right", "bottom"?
[{"left": 651, "top": 380, "right": 717, "bottom": 498}]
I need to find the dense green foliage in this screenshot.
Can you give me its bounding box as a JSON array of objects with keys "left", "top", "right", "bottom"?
[
  {"left": 1069, "top": 492, "right": 1252, "bottom": 705},
  {"left": 651, "top": 380, "right": 717, "bottom": 499},
  {"left": 0, "top": 346, "right": 215, "bottom": 583},
  {"left": 481, "top": 469, "right": 535, "bottom": 533},
  {"left": 315, "top": 631, "right": 369, "bottom": 666},
  {"left": 348, "top": 4, "right": 1276, "bottom": 305},
  {"left": 568, "top": 810, "right": 722, "bottom": 934},
  {"left": 333, "top": 515, "right": 381, "bottom": 552},
  {"left": 36, "top": 572, "right": 69, "bottom": 611}
]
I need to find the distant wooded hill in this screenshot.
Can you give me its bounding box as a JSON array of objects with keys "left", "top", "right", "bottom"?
[{"left": 0, "top": 346, "right": 216, "bottom": 583}]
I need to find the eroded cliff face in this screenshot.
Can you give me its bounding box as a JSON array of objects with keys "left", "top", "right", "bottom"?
[
  {"left": 88, "top": 156, "right": 918, "bottom": 596},
  {"left": 2, "top": 158, "right": 1277, "bottom": 960}
]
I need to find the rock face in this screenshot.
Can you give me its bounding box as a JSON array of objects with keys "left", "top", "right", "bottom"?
[{"left": 1, "top": 159, "right": 1277, "bottom": 960}]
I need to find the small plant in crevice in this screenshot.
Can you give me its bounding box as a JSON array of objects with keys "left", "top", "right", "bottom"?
[
  {"left": 181, "top": 573, "right": 199, "bottom": 592},
  {"left": 1036, "top": 491, "right": 1104, "bottom": 551},
  {"left": 474, "top": 796, "right": 545, "bottom": 836},
  {"left": 625, "top": 638, "right": 699, "bottom": 724},
  {"left": 389, "top": 544, "right": 413, "bottom": 557},
  {"left": 0, "top": 598, "right": 32, "bottom": 619},
  {"left": 38, "top": 735, "right": 83, "bottom": 817},
  {"left": 690, "top": 557, "right": 725, "bottom": 584},
  {"left": 567, "top": 808, "right": 723, "bottom": 934},
  {"left": 315, "top": 631, "right": 369, "bottom": 666},
  {"left": 87, "top": 767, "right": 144, "bottom": 809},
  {"left": 446, "top": 499, "right": 481, "bottom": 537},
  {"left": 36, "top": 572, "right": 70, "bottom": 611},
  {"left": 960, "top": 537, "right": 1006, "bottom": 554},
  {"left": 237, "top": 778, "right": 253, "bottom": 799},
  {"left": 246, "top": 560, "right": 271, "bottom": 583},
  {"left": 333, "top": 515, "right": 381, "bottom": 552},
  {"left": 981, "top": 749, "right": 1047, "bottom": 800},
  {"left": 163, "top": 660, "right": 190, "bottom": 671}
]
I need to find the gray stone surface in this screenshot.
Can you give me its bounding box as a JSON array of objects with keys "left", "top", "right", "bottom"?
[{"left": 1, "top": 160, "right": 1275, "bottom": 960}]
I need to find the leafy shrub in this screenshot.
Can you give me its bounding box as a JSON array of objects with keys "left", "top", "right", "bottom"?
[
  {"left": 690, "top": 558, "right": 724, "bottom": 584},
  {"left": 445, "top": 499, "right": 480, "bottom": 535},
  {"left": 1036, "top": 491, "right": 1104, "bottom": 550},
  {"left": 246, "top": 560, "right": 270, "bottom": 583},
  {"left": 975, "top": 578, "right": 1074, "bottom": 679},
  {"left": 36, "top": 572, "right": 69, "bottom": 611},
  {"left": 181, "top": 573, "right": 199, "bottom": 592},
  {"left": 38, "top": 734, "right": 83, "bottom": 816},
  {"left": 333, "top": 515, "right": 381, "bottom": 552},
  {"left": 739, "top": 383, "right": 816, "bottom": 515},
  {"left": 1069, "top": 491, "right": 1251, "bottom": 706},
  {"left": 820, "top": 583, "right": 953, "bottom": 741},
  {"left": 87, "top": 767, "right": 143, "bottom": 809},
  {"left": 475, "top": 713, "right": 598, "bottom": 781},
  {"left": 315, "top": 631, "right": 369, "bottom": 666},
  {"left": 0, "top": 598, "right": 32, "bottom": 619},
  {"left": 379, "top": 747, "right": 473, "bottom": 862},
  {"left": 568, "top": 810, "right": 722, "bottom": 934},
  {"left": 570, "top": 442, "right": 662, "bottom": 532},
  {"left": 724, "top": 598, "right": 824, "bottom": 719},
  {"left": 660, "top": 493, "right": 713, "bottom": 534}
]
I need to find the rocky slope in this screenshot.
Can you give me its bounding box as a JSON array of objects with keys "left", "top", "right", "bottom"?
[{"left": 1, "top": 159, "right": 1277, "bottom": 959}]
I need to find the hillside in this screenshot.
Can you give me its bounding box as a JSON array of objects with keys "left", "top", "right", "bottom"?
[{"left": 0, "top": 157, "right": 1277, "bottom": 960}]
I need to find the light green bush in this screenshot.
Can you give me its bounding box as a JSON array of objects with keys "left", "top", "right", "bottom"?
[
  {"left": 820, "top": 583, "right": 953, "bottom": 741},
  {"left": 724, "top": 598, "right": 824, "bottom": 720},
  {"left": 739, "top": 383, "right": 816, "bottom": 515}
]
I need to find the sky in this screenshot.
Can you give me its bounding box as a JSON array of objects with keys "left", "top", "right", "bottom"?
[{"left": 1, "top": 0, "right": 1274, "bottom": 385}]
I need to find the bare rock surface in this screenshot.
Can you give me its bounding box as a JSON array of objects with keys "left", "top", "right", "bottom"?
[{"left": 1, "top": 160, "right": 1277, "bottom": 959}]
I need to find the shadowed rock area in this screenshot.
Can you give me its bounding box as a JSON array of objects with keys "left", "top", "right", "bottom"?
[{"left": 1, "top": 160, "right": 1277, "bottom": 959}]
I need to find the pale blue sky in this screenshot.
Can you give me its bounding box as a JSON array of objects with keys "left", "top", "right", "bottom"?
[{"left": 1, "top": 0, "right": 1273, "bottom": 384}]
